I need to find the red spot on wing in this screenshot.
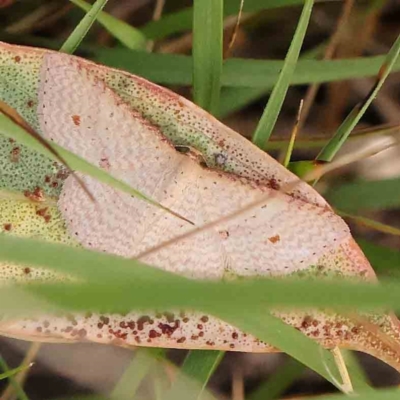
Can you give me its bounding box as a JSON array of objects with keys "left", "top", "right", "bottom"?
[
  {"left": 10, "top": 147, "right": 20, "bottom": 163},
  {"left": 269, "top": 178, "right": 280, "bottom": 190},
  {"left": 24, "top": 187, "right": 45, "bottom": 202},
  {"left": 99, "top": 157, "right": 111, "bottom": 170},
  {"left": 36, "top": 207, "right": 51, "bottom": 223},
  {"left": 3, "top": 223, "right": 12, "bottom": 231},
  {"left": 71, "top": 115, "right": 81, "bottom": 126},
  {"left": 14, "top": 56, "right": 21, "bottom": 63},
  {"left": 268, "top": 235, "right": 280, "bottom": 244}
]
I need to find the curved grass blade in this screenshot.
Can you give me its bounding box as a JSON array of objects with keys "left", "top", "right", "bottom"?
[
  {"left": 60, "top": 0, "right": 109, "bottom": 54},
  {"left": 1, "top": 343, "right": 40, "bottom": 400},
  {"left": 2, "top": 236, "right": 400, "bottom": 314},
  {"left": 0, "top": 363, "right": 32, "bottom": 381},
  {"left": 0, "top": 357, "right": 29, "bottom": 400},
  {"left": 0, "top": 236, "right": 393, "bottom": 390},
  {"left": 302, "top": 388, "right": 400, "bottom": 400},
  {"left": 192, "top": 0, "right": 223, "bottom": 114},
  {"left": 328, "top": 177, "right": 400, "bottom": 213},
  {"left": 218, "top": 41, "right": 327, "bottom": 117},
  {"left": 265, "top": 124, "right": 400, "bottom": 151},
  {"left": 111, "top": 349, "right": 164, "bottom": 400},
  {"left": 165, "top": 350, "right": 224, "bottom": 400},
  {"left": 339, "top": 211, "right": 400, "bottom": 237},
  {"left": 358, "top": 240, "right": 400, "bottom": 280},
  {"left": 70, "top": 0, "right": 146, "bottom": 50},
  {"left": 0, "top": 112, "right": 191, "bottom": 224},
  {"left": 317, "top": 32, "right": 400, "bottom": 162},
  {"left": 248, "top": 358, "right": 304, "bottom": 400},
  {"left": 142, "top": 0, "right": 311, "bottom": 41},
  {"left": 93, "top": 48, "right": 400, "bottom": 89},
  {"left": 283, "top": 99, "right": 303, "bottom": 167},
  {"left": 252, "top": 0, "right": 314, "bottom": 149}
]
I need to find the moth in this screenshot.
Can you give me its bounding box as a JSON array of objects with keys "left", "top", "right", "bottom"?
[{"left": 1, "top": 41, "right": 400, "bottom": 372}]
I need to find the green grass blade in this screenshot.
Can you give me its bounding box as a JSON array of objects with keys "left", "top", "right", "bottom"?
[
  {"left": 93, "top": 48, "right": 400, "bottom": 89},
  {"left": 142, "top": 0, "right": 310, "bottom": 40},
  {"left": 181, "top": 350, "right": 223, "bottom": 388},
  {"left": 299, "top": 388, "right": 400, "bottom": 400},
  {"left": 70, "top": 0, "right": 146, "bottom": 50},
  {"left": 60, "top": 0, "right": 109, "bottom": 54},
  {"left": 2, "top": 234, "right": 400, "bottom": 314},
  {"left": 192, "top": 0, "right": 223, "bottom": 114},
  {"left": 0, "top": 356, "right": 30, "bottom": 400},
  {"left": 219, "top": 87, "right": 268, "bottom": 117},
  {"left": 218, "top": 42, "right": 327, "bottom": 117},
  {"left": 211, "top": 307, "right": 371, "bottom": 393},
  {"left": 327, "top": 177, "right": 400, "bottom": 212},
  {"left": 0, "top": 235, "right": 397, "bottom": 393},
  {"left": 165, "top": 350, "right": 224, "bottom": 400},
  {"left": 264, "top": 124, "right": 399, "bottom": 151},
  {"left": 317, "top": 33, "right": 400, "bottom": 162},
  {"left": 283, "top": 100, "right": 303, "bottom": 167},
  {"left": 0, "top": 113, "right": 185, "bottom": 222},
  {"left": 357, "top": 240, "right": 400, "bottom": 280},
  {"left": 249, "top": 358, "right": 304, "bottom": 400},
  {"left": 252, "top": 0, "right": 314, "bottom": 149},
  {"left": 342, "top": 350, "right": 370, "bottom": 387},
  {"left": 0, "top": 234, "right": 394, "bottom": 391},
  {"left": 339, "top": 211, "right": 400, "bottom": 237},
  {"left": 111, "top": 349, "right": 164, "bottom": 400},
  {"left": 0, "top": 235, "right": 391, "bottom": 392},
  {"left": 0, "top": 363, "right": 32, "bottom": 381}
]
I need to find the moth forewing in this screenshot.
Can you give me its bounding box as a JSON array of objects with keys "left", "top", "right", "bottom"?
[{"left": 1, "top": 42, "right": 400, "bottom": 372}]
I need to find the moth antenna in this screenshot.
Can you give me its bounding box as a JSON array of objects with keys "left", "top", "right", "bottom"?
[{"left": 0, "top": 100, "right": 96, "bottom": 202}]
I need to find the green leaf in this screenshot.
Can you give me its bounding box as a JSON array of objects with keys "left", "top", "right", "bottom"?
[
  {"left": 60, "top": 0, "right": 109, "bottom": 54},
  {"left": 70, "top": 0, "right": 147, "bottom": 50},
  {"left": 252, "top": 0, "right": 314, "bottom": 149},
  {"left": 192, "top": 0, "right": 223, "bottom": 114},
  {"left": 317, "top": 32, "right": 400, "bottom": 162}
]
